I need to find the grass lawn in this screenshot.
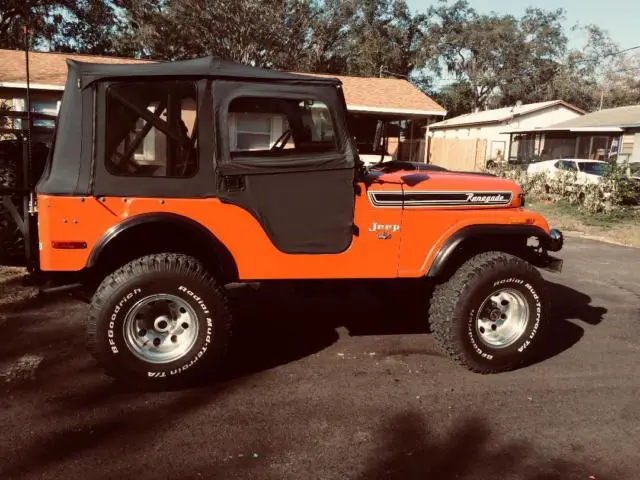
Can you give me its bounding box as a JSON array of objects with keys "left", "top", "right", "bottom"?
[{"left": 528, "top": 199, "right": 640, "bottom": 248}]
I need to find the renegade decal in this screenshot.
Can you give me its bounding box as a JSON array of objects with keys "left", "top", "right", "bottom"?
[{"left": 368, "top": 191, "right": 513, "bottom": 208}]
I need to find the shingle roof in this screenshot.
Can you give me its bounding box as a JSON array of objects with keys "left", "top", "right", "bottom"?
[
  {"left": 549, "top": 104, "right": 640, "bottom": 128},
  {"left": 0, "top": 48, "right": 153, "bottom": 87},
  {"left": 430, "top": 100, "right": 584, "bottom": 129},
  {"left": 0, "top": 49, "right": 445, "bottom": 117},
  {"left": 304, "top": 73, "right": 446, "bottom": 116}
]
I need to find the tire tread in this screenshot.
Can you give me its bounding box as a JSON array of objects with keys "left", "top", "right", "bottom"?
[
  {"left": 429, "top": 251, "right": 546, "bottom": 374},
  {"left": 86, "top": 253, "right": 231, "bottom": 382}
]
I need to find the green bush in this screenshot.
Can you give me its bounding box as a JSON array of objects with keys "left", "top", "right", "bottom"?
[{"left": 487, "top": 162, "right": 640, "bottom": 215}]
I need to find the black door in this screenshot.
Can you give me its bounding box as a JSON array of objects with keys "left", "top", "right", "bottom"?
[{"left": 214, "top": 81, "right": 356, "bottom": 254}]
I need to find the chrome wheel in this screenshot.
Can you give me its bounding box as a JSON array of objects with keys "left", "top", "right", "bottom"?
[
  {"left": 123, "top": 294, "right": 199, "bottom": 364},
  {"left": 475, "top": 288, "right": 529, "bottom": 349}
]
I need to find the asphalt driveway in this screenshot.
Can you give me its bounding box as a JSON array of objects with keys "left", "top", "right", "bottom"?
[{"left": 0, "top": 236, "right": 638, "bottom": 479}]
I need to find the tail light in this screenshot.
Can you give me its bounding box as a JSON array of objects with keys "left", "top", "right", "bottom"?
[{"left": 51, "top": 241, "right": 88, "bottom": 250}]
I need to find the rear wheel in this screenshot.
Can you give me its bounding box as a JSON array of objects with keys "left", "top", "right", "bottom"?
[
  {"left": 429, "top": 251, "right": 549, "bottom": 373},
  {"left": 87, "top": 253, "right": 232, "bottom": 385}
]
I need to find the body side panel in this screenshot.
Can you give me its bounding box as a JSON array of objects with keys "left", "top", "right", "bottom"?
[
  {"left": 369, "top": 170, "right": 551, "bottom": 277},
  {"left": 37, "top": 184, "right": 403, "bottom": 279}
]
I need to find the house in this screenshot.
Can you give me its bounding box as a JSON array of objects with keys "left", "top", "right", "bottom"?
[
  {"left": 504, "top": 104, "right": 640, "bottom": 163},
  {"left": 307, "top": 73, "right": 446, "bottom": 163},
  {"left": 428, "top": 101, "right": 585, "bottom": 166},
  {"left": 0, "top": 48, "right": 446, "bottom": 163},
  {"left": 0, "top": 49, "right": 154, "bottom": 147}
]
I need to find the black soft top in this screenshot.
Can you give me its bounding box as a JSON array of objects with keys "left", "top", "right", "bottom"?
[
  {"left": 72, "top": 56, "right": 341, "bottom": 88},
  {"left": 37, "top": 56, "right": 350, "bottom": 198}
]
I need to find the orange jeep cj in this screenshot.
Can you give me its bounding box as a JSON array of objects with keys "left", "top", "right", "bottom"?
[{"left": 32, "top": 56, "right": 563, "bottom": 384}]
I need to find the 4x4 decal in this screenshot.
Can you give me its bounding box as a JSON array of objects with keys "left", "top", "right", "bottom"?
[{"left": 368, "top": 191, "right": 513, "bottom": 208}]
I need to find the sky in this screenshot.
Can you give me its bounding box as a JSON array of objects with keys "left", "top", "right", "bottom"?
[{"left": 406, "top": 0, "right": 640, "bottom": 50}]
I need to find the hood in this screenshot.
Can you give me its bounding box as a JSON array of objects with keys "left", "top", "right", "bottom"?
[{"left": 366, "top": 170, "right": 522, "bottom": 208}]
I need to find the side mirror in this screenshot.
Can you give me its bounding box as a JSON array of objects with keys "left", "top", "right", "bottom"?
[{"left": 373, "top": 120, "right": 385, "bottom": 155}]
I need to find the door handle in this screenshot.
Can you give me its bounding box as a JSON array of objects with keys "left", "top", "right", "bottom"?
[{"left": 222, "top": 175, "right": 245, "bottom": 191}]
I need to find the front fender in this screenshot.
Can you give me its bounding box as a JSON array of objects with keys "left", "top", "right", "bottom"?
[{"left": 426, "top": 224, "right": 558, "bottom": 278}]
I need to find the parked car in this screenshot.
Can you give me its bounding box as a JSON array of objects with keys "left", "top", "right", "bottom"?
[
  {"left": 628, "top": 162, "right": 640, "bottom": 181},
  {"left": 527, "top": 159, "right": 608, "bottom": 185}
]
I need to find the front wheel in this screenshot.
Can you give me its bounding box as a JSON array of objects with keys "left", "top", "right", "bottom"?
[
  {"left": 429, "top": 251, "right": 549, "bottom": 373},
  {"left": 87, "top": 253, "right": 231, "bottom": 385}
]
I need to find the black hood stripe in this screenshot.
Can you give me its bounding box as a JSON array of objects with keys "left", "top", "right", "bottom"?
[{"left": 369, "top": 191, "right": 513, "bottom": 208}]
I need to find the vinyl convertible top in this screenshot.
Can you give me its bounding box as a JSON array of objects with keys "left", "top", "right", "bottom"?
[
  {"left": 72, "top": 56, "right": 341, "bottom": 88},
  {"left": 36, "top": 56, "right": 352, "bottom": 198}
]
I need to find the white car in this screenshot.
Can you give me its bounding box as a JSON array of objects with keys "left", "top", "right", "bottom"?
[{"left": 527, "top": 159, "right": 608, "bottom": 185}]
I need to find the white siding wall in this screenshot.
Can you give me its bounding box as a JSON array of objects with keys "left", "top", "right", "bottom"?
[{"left": 431, "top": 106, "right": 582, "bottom": 160}]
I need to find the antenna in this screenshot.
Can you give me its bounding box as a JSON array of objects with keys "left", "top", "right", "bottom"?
[
  {"left": 23, "top": 13, "right": 35, "bottom": 270},
  {"left": 23, "top": 20, "right": 33, "bottom": 194}
]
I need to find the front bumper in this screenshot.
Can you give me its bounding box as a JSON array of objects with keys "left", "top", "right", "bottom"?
[
  {"left": 546, "top": 228, "right": 564, "bottom": 252},
  {"left": 534, "top": 228, "right": 563, "bottom": 273}
]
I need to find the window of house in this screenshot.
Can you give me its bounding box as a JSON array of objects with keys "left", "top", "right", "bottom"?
[
  {"left": 232, "top": 113, "right": 289, "bottom": 151},
  {"left": 228, "top": 97, "right": 336, "bottom": 157},
  {"left": 32, "top": 99, "right": 59, "bottom": 128},
  {"left": 105, "top": 82, "right": 198, "bottom": 177},
  {"left": 9, "top": 97, "right": 59, "bottom": 129}
]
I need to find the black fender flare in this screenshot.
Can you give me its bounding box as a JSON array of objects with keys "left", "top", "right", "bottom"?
[
  {"left": 426, "top": 224, "right": 556, "bottom": 278},
  {"left": 86, "top": 212, "right": 236, "bottom": 277}
]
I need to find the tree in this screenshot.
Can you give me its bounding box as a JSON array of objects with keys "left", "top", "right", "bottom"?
[
  {"left": 601, "top": 52, "right": 640, "bottom": 109},
  {"left": 116, "top": 0, "right": 434, "bottom": 76},
  {"left": 431, "top": 80, "right": 475, "bottom": 117},
  {"left": 337, "top": 0, "right": 430, "bottom": 77},
  {"left": 116, "top": 0, "right": 317, "bottom": 67},
  {"left": 1, "top": 0, "right": 131, "bottom": 55},
  {"left": 301, "top": 0, "right": 353, "bottom": 73},
  {"left": 51, "top": 0, "right": 130, "bottom": 55},
  {"left": 0, "top": 0, "right": 71, "bottom": 50},
  {"left": 546, "top": 25, "right": 624, "bottom": 112},
  {"left": 427, "top": 1, "right": 571, "bottom": 111},
  {"left": 2, "top": 0, "right": 632, "bottom": 117},
  {"left": 497, "top": 8, "right": 569, "bottom": 106}
]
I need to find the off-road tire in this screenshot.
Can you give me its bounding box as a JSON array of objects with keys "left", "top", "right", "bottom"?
[
  {"left": 87, "top": 253, "right": 232, "bottom": 385},
  {"left": 429, "top": 251, "right": 549, "bottom": 373},
  {"left": 0, "top": 158, "right": 25, "bottom": 266}
]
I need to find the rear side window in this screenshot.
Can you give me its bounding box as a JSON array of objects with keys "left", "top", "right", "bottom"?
[
  {"left": 227, "top": 97, "right": 336, "bottom": 158},
  {"left": 564, "top": 161, "right": 578, "bottom": 172},
  {"left": 105, "top": 81, "right": 198, "bottom": 177},
  {"left": 555, "top": 160, "right": 576, "bottom": 172}
]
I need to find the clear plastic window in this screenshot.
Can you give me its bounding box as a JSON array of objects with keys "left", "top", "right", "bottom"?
[
  {"left": 228, "top": 97, "right": 336, "bottom": 157},
  {"left": 106, "top": 82, "right": 198, "bottom": 177}
]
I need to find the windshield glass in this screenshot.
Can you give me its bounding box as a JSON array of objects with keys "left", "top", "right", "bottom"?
[{"left": 578, "top": 162, "right": 607, "bottom": 175}]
